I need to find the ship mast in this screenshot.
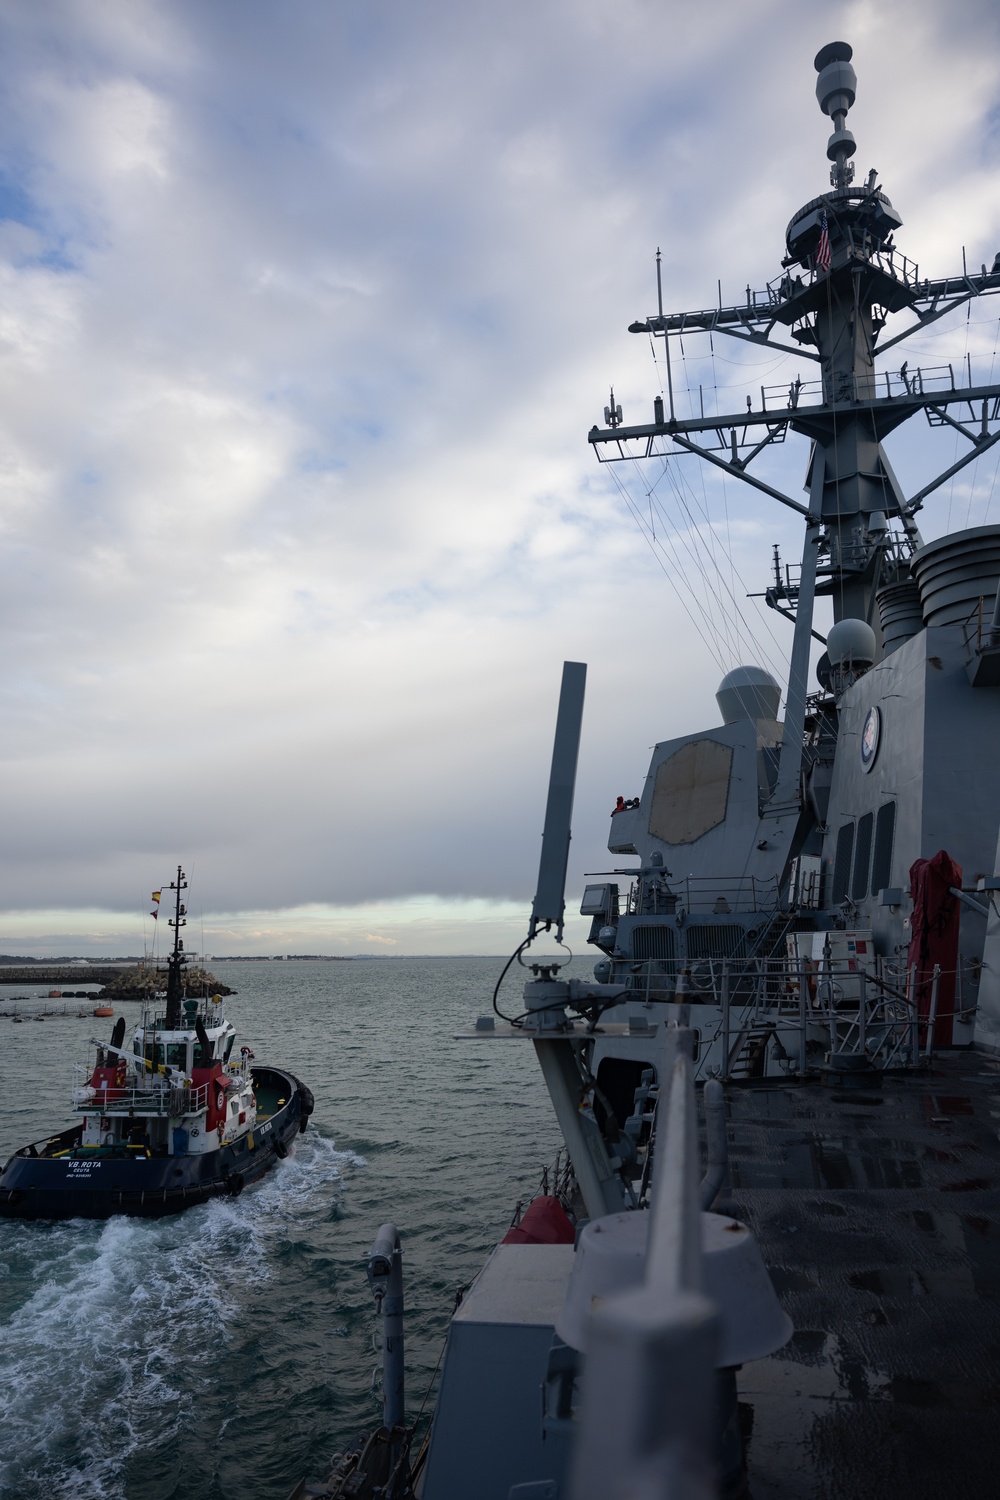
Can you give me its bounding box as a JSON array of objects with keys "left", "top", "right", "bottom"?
[
  {"left": 164, "top": 865, "right": 188, "bottom": 1031},
  {"left": 589, "top": 39, "right": 1000, "bottom": 813}
]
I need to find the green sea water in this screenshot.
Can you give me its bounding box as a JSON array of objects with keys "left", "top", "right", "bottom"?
[{"left": 0, "top": 956, "right": 578, "bottom": 1500}]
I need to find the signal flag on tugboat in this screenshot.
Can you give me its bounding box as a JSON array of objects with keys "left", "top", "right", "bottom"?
[
  {"left": 150, "top": 890, "right": 161, "bottom": 920},
  {"left": 816, "top": 213, "right": 831, "bottom": 272}
]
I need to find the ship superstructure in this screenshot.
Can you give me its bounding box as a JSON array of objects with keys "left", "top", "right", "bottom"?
[{"left": 575, "top": 39, "right": 1000, "bottom": 1081}]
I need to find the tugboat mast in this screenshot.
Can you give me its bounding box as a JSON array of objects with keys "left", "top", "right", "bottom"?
[
  {"left": 164, "top": 865, "right": 188, "bottom": 1031},
  {"left": 589, "top": 39, "right": 1000, "bottom": 831}
]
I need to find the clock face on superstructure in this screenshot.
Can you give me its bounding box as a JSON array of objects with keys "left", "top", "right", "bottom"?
[{"left": 861, "top": 706, "right": 881, "bottom": 772}]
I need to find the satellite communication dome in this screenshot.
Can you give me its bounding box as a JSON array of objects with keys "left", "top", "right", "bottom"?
[
  {"left": 716, "top": 666, "right": 782, "bottom": 725},
  {"left": 826, "top": 618, "right": 877, "bottom": 667}
]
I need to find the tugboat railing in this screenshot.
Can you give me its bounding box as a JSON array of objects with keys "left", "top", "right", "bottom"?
[{"left": 72, "top": 1076, "right": 210, "bottom": 1117}]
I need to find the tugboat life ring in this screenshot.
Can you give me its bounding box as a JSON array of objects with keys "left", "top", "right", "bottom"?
[{"left": 216, "top": 1088, "right": 225, "bottom": 1113}]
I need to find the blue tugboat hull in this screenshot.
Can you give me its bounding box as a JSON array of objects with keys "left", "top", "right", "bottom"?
[{"left": 0, "top": 1065, "right": 313, "bottom": 1221}]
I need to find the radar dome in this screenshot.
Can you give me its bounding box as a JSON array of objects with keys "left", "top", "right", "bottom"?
[
  {"left": 716, "top": 666, "right": 781, "bottom": 725},
  {"left": 826, "top": 618, "right": 876, "bottom": 667}
]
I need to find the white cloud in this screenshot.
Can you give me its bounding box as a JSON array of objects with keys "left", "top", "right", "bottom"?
[{"left": 0, "top": 0, "right": 997, "bottom": 950}]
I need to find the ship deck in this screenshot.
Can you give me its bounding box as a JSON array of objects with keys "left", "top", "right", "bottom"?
[{"left": 728, "top": 1048, "right": 1000, "bottom": 1499}]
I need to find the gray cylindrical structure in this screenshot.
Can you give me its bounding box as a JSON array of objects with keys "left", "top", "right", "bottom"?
[
  {"left": 876, "top": 579, "right": 924, "bottom": 654},
  {"left": 911, "top": 525, "right": 1000, "bottom": 628}
]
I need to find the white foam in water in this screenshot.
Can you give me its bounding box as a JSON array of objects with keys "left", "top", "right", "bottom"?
[{"left": 0, "top": 1127, "right": 362, "bottom": 1498}]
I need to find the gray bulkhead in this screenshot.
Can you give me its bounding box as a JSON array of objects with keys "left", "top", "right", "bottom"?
[
  {"left": 420, "top": 1244, "right": 575, "bottom": 1500},
  {"left": 609, "top": 715, "right": 785, "bottom": 884},
  {"left": 822, "top": 621, "right": 1000, "bottom": 1018}
]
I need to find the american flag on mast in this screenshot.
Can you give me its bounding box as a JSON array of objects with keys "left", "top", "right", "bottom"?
[{"left": 815, "top": 212, "right": 831, "bottom": 273}]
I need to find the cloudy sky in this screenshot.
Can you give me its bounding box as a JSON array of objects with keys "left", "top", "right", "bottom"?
[{"left": 0, "top": 0, "right": 998, "bottom": 956}]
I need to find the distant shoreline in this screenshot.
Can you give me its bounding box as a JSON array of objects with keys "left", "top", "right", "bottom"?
[{"left": 0, "top": 953, "right": 515, "bottom": 967}]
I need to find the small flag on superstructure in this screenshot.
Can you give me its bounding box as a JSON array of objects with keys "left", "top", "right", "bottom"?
[{"left": 816, "top": 212, "right": 831, "bottom": 272}]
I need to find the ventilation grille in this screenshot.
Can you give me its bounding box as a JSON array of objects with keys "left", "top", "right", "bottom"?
[
  {"left": 686, "top": 925, "right": 747, "bottom": 962},
  {"left": 631, "top": 925, "right": 677, "bottom": 963}
]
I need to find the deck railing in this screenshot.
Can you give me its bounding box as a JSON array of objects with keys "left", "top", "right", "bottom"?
[
  {"left": 73, "top": 1073, "right": 210, "bottom": 1117},
  {"left": 697, "top": 956, "right": 930, "bottom": 1077}
]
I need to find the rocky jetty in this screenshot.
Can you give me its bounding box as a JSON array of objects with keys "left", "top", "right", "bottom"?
[{"left": 96, "top": 965, "right": 234, "bottom": 1001}]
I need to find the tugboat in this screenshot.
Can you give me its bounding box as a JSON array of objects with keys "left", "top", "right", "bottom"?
[
  {"left": 292, "top": 39, "right": 1000, "bottom": 1500},
  {"left": 0, "top": 868, "right": 313, "bottom": 1220}
]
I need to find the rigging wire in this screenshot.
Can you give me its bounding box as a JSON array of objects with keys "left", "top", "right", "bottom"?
[
  {"left": 975, "top": 317, "right": 1000, "bottom": 524},
  {"left": 608, "top": 463, "right": 729, "bottom": 672},
  {"left": 661, "top": 458, "right": 789, "bottom": 678}
]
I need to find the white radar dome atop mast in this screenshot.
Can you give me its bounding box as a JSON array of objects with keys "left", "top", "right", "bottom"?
[{"left": 716, "top": 666, "right": 782, "bottom": 725}]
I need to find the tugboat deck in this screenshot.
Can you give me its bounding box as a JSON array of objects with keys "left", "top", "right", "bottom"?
[
  {"left": 731, "top": 1050, "right": 1000, "bottom": 1498},
  {"left": 254, "top": 1078, "right": 289, "bottom": 1123}
]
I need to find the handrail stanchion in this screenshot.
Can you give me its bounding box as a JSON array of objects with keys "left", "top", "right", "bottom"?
[
  {"left": 824, "top": 949, "right": 837, "bottom": 1054},
  {"left": 798, "top": 958, "right": 808, "bottom": 1076},
  {"left": 908, "top": 963, "right": 919, "bottom": 1066},
  {"left": 858, "top": 968, "right": 867, "bottom": 1058},
  {"left": 722, "top": 965, "right": 731, "bottom": 1082},
  {"left": 925, "top": 964, "right": 941, "bottom": 1061}
]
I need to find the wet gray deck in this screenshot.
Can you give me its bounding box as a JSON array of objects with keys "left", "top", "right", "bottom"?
[{"left": 728, "top": 1050, "right": 1000, "bottom": 1499}]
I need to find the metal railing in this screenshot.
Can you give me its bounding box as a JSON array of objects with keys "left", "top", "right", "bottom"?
[
  {"left": 626, "top": 874, "right": 781, "bottom": 917},
  {"left": 761, "top": 360, "right": 992, "bottom": 414},
  {"left": 701, "top": 956, "right": 933, "bottom": 1078},
  {"left": 73, "top": 1072, "right": 210, "bottom": 1117}
]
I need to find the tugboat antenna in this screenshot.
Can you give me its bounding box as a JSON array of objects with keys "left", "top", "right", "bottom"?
[{"left": 165, "top": 865, "right": 188, "bottom": 1031}]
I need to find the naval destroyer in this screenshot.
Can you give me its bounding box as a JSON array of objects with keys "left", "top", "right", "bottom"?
[{"left": 293, "top": 41, "right": 1000, "bottom": 1499}]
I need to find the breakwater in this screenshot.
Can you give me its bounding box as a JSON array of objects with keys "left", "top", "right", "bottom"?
[{"left": 0, "top": 967, "right": 126, "bottom": 986}]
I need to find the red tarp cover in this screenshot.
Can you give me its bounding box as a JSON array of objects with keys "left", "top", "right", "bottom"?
[
  {"left": 501, "top": 1195, "right": 575, "bottom": 1245},
  {"left": 907, "top": 849, "right": 962, "bottom": 1048}
]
